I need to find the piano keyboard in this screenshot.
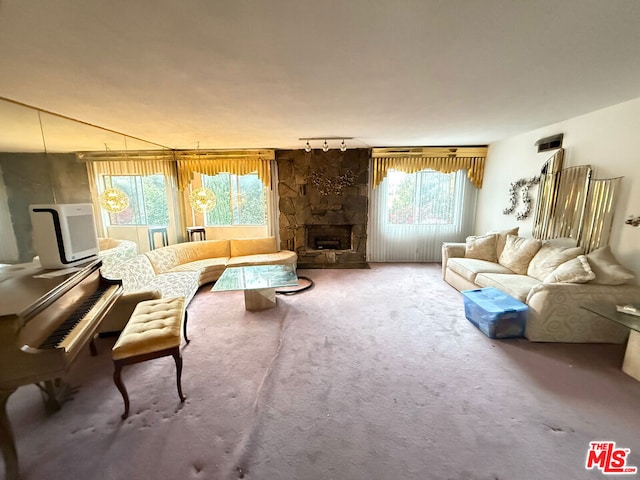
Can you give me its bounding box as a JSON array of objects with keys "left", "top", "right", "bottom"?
[{"left": 40, "top": 284, "right": 114, "bottom": 350}]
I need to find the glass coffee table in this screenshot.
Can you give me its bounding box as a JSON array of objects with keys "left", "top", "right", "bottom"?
[
  {"left": 582, "top": 303, "right": 640, "bottom": 382},
  {"left": 211, "top": 264, "right": 298, "bottom": 311}
]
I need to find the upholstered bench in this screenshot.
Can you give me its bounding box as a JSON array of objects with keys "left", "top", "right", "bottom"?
[{"left": 112, "top": 296, "right": 189, "bottom": 419}]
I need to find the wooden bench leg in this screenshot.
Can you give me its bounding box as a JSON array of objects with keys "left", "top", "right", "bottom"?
[
  {"left": 113, "top": 363, "right": 130, "bottom": 420},
  {"left": 183, "top": 310, "right": 190, "bottom": 344},
  {"left": 172, "top": 349, "right": 186, "bottom": 402}
]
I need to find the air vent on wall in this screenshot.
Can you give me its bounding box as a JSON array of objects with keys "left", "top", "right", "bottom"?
[{"left": 535, "top": 134, "right": 563, "bottom": 153}]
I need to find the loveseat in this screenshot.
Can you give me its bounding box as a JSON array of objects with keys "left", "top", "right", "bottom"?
[
  {"left": 442, "top": 229, "right": 640, "bottom": 343},
  {"left": 99, "top": 236, "right": 297, "bottom": 332}
]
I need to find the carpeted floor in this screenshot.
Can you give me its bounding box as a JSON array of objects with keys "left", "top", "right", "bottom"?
[{"left": 3, "top": 263, "right": 640, "bottom": 480}]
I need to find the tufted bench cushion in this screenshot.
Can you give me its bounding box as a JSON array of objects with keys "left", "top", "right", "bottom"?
[
  {"left": 112, "top": 297, "right": 187, "bottom": 360},
  {"left": 112, "top": 297, "right": 188, "bottom": 419}
]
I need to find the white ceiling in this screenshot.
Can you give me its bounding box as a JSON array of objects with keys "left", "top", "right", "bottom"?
[{"left": 1, "top": 0, "right": 640, "bottom": 152}]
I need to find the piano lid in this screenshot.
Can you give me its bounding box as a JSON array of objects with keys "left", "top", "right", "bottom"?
[{"left": 0, "top": 259, "right": 100, "bottom": 318}]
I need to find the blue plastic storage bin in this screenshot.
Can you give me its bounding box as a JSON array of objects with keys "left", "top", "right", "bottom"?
[{"left": 461, "top": 287, "right": 528, "bottom": 339}]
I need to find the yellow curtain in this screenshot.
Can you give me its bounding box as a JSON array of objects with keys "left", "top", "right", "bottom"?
[
  {"left": 176, "top": 153, "right": 273, "bottom": 191},
  {"left": 79, "top": 149, "right": 275, "bottom": 191},
  {"left": 371, "top": 147, "right": 487, "bottom": 189},
  {"left": 84, "top": 158, "right": 176, "bottom": 177},
  {"left": 77, "top": 150, "right": 176, "bottom": 177}
]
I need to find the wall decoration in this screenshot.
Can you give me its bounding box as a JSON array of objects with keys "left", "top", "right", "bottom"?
[
  {"left": 625, "top": 216, "right": 640, "bottom": 227},
  {"left": 309, "top": 169, "right": 356, "bottom": 196},
  {"left": 503, "top": 176, "right": 540, "bottom": 220}
]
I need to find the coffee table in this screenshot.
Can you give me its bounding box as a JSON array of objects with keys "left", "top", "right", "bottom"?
[
  {"left": 582, "top": 303, "right": 640, "bottom": 382},
  {"left": 211, "top": 264, "right": 298, "bottom": 311}
]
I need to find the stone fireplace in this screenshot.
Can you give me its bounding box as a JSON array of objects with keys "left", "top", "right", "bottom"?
[{"left": 277, "top": 149, "right": 370, "bottom": 268}]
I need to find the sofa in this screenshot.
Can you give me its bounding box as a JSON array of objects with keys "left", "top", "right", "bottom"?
[
  {"left": 442, "top": 228, "right": 640, "bottom": 343},
  {"left": 97, "top": 237, "right": 138, "bottom": 276},
  {"left": 99, "top": 236, "right": 297, "bottom": 332}
]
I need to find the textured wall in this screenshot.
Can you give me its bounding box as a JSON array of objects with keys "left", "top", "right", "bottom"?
[{"left": 0, "top": 153, "right": 91, "bottom": 263}]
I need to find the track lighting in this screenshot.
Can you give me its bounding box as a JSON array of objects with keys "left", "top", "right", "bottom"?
[{"left": 299, "top": 137, "right": 354, "bottom": 152}]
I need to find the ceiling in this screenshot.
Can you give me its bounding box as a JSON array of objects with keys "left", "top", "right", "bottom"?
[{"left": 1, "top": 0, "right": 640, "bottom": 153}]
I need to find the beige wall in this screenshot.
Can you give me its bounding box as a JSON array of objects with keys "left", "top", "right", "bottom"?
[{"left": 477, "top": 96, "right": 640, "bottom": 278}]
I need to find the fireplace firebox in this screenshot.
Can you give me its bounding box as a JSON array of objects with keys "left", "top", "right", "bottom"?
[{"left": 306, "top": 225, "right": 352, "bottom": 250}]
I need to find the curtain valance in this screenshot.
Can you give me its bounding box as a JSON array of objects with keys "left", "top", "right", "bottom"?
[
  {"left": 176, "top": 150, "right": 273, "bottom": 191},
  {"left": 371, "top": 147, "right": 488, "bottom": 189},
  {"left": 78, "top": 149, "right": 275, "bottom": 191}
]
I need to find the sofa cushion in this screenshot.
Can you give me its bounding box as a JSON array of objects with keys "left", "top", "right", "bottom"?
[
  {"left": 464, "top": 234, "right": 497, "bottom": 262},
  {"left": 110, "top": 254, "right": 157, "bottom": 292},
  {"left": 150, "top": 272, "right": 200, "bottom": 303},
  {"left": 498, "top": 235, "right": 542, "bottom": 275},
  {"left": 193, "top": 239, "right": 232, "bottom": 259},
  {"left": 586, "top": 245, "right": 635, "bottom": 285},
  {"left": 543, "top": 255, "right": 595, "bottom": 284},
  {"left": 526, "top": 242, "right": 583, "bottom": 281},
  {"left": 98, "top": 238, "right": 138, "bottom": 277},
  {"left": 447, "top": 257, "right": 513, "bottom": 283},
  {"left": 474, "top": 273, "right": 541, "bottom": 303},
  {"left": 226, "top": 251, "right": 298, "bottom": 267},
  {"left": 488, "top": 227, "right": 519, "bottom": 259},
  {"left": 230, "top": 237, "right": 278, "bottom": 257},
  {"left": 169, "top": 257, "right": 229, "bottom": 285}
]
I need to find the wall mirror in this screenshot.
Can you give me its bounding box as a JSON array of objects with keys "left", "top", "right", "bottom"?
[{"left": 0, "top": 97, "right": 163, "bottom": 263}]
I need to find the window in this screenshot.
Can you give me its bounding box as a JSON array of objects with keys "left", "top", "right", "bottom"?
[
  {"left": 368, "top": 168, "right": 477, "bottom": 262},
  {"left": 201, "top": 173, "right": 267, "bottom": 226},
  {"left": 386, "top": 169, "right": 455, "bottom": 225},
  {"left": 102, "top": 174, "right": 169, "bottom": 225}
]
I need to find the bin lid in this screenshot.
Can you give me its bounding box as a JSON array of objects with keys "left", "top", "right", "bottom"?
[{"left": 461, "top": 287, "right": 528, "bottom": 313}]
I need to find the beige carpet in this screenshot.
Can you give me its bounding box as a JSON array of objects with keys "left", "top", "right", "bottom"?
[{"left": 3, "top": 263, "right": 640, "bottom": 480}]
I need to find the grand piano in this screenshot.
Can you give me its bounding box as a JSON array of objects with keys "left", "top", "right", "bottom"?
[{"left": 0, "top": 258, "right": 122, "bottom": 480}]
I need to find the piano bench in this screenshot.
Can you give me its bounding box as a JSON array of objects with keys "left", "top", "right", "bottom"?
[{"left": 111, "top": 296, "right": 189, "bottom": 419}]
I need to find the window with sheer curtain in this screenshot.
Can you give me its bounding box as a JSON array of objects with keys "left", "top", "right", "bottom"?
[
  {"left": 368, "top": 169, "right": 478, "bottom": 262},
  {"left": 201, "top": 172, "right": 267, "bottom": 226},
  {"left": 101, "top": 174, "right": 170, "bottom": 226}
]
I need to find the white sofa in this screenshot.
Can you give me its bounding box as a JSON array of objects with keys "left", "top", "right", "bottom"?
[
  {"left": 442, "top": 230, "right": 640, "bottom": 343},
  {"left": 99, "top": 236, "right": 296, "bottom": 332}
]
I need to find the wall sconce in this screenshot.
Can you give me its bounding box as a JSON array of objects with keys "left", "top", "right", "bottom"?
[
  {"left": 299, "top": 137, "right": 353, "bottom": 152},
  {"left": 625, "top": 216, "right": 640, "bottom": 227}
]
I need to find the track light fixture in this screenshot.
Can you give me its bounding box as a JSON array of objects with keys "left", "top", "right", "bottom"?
[{"left": 299, "top": 137, "right": 354, "bottom": 152}]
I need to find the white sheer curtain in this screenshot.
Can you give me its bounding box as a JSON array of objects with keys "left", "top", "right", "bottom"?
[{"left": 367, "top": 169, "right": 478, "bottom": 262}]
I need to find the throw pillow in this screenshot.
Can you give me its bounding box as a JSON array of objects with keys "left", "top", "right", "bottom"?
[
  {"left": 585, "top": 245, "right": 635, "bottom": 285},
  {"left": 543, "top": 255, "right": 595, "bottom": 283},
  {"left": 498, "top": 235, "right": 542, "bottom": 275},
  {"left": 488, "top": 227, "right": 519, "bottom": 259},
  {"left": 464, "top": 234, "right": 498, "bottom": 262},
  {"left": 527, "top": 242, "right": 583, "bottom": 281}
]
